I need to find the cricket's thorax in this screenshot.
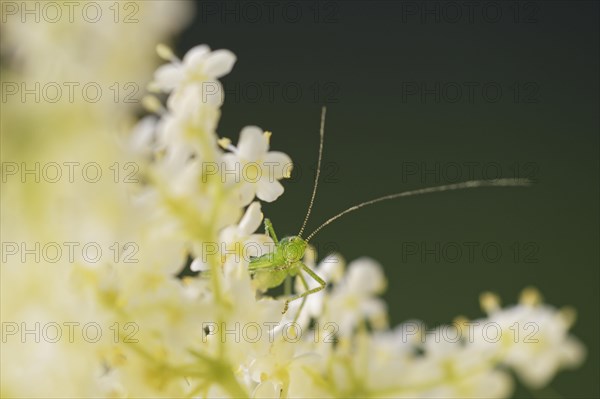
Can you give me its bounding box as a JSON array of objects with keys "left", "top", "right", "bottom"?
[
  {"left": 277, "top": 236, "right": 307, "bottom": 264},
  {"left": 248, "top": 236, "right": 307, "bottom": 291},
  {"left": 248, "top": 236, "right": 307, "bottom": 266}
]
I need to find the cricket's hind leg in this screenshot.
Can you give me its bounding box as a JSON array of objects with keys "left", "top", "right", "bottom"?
[{"left": 282, "top": 262, "right": 326, "bottom": 314}]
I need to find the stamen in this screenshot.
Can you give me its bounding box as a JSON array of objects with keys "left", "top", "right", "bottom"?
[
  {"left": 559, "top": 306, "right": 577, "bottom": 328},
  {"left": 480, "top": 292, "right": 500, "bottom": 313},
  {"left": 453, "top": 315, "right": 469, "bottom": 327},
  {"left": 146, "top": 81, "right": 161, "bottom": 93},
  {"left": 519, "top": 286, "right": 542, "bottom": 306},
  {"left": 156, "top": 44, "right": 178, "bottom": 62},
  {"left": 218, "top": 137, "right": 233, "bottom": 150},
  {"left": 263, "top": 131, "right": 272, "bottom": 144},
  {"left": 142, "top": 95, "right": 166, "bottom": 115}
]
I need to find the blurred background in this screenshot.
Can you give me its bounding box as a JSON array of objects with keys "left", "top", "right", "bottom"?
[{"left": 173, "top": 1, "right": 598, "bottom": 397}]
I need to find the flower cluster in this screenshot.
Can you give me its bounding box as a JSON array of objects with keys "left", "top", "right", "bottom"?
[{"left": 1, "top": 3, "right": 585, "bottom": 398}]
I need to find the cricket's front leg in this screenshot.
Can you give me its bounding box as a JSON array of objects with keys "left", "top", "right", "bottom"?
[
  {"left": 264, "top": 218, "right": 279, "bottom": 243},
  {"left": 282, "top": 262, "right": 326, "bottom": 314}
]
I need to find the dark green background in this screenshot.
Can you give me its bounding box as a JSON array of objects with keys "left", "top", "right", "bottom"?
[{"left": 178, "top": 1, "right": 598, "bottom": 397}]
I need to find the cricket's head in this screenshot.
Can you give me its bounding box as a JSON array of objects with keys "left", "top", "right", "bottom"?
[{"left": 279, "top": 236, "right": 307, "bottom": 263}]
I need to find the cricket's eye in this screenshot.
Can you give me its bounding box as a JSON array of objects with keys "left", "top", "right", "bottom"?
[{"left": 284, "top": 243, "right": 301, "bottom": 260}]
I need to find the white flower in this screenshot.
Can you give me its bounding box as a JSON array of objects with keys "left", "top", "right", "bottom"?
[
  {"left": 472, "top": 289, "right": 586, "bottom": 389},
  {"left": 249, "top": 338, "right": 319, "bottom": 399},
  {"left": 220, "top": 201, "right": 274, "bottom": 257},
  {"left": 129, "top": 115, "right": 159, "bottom": 156},
  {"left": 200, "top": 258, "right": 285, "bottom": 369},
  {"left": 282, "top": 250, "right": 345, "bottom": 329},
  {"left": 220, "top": 127, "right": 293, "bottom": 206},
  {"left": 153, "top": 44, "right": 236, "bottom": 92},
  {"left": 323, "top": 257, "right": 388, "bottom": 335},
  {"left": 249, "top": 338, "right": 295, "bottom": 398},
  {"left": 190, "top": 202, "right": 274, "bottom": 272},
  {"left": 159, "top": 84, "right": 222, "bottom": 146},
  {"left": 152, "top": 44, "right": 236, "bottom": 112}
]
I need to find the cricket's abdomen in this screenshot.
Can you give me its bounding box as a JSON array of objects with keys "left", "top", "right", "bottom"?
[
  {"left": 252, "top": 268, "right": 288, "bottom": 291},
  {"left": 248, "top": 247, "right": 289, "bottom": 291}
]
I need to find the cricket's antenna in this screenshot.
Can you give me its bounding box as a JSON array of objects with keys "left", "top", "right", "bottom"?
[
  {"left": 299, "top": 106, "right": 326, "bottom": 237},
  {"left": 305, "top": 178, "right": 531, "bottom": 242}
]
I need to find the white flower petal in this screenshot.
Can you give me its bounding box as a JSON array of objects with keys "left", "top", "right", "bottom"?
[
  {"left": 346, "top": 257, "right": 387, "bottom": 294},
  {"left": 362, "top": 299, "right": 388, "bottom": 330},
  {"left": 161, "top": 141, "right": 193, "bottom": 176},
  {"left": 318, "top": 254, "right": 345, "bottom": 283},
  {"left": 239, "top": 202, "right": 263, "bottom": 235},
  {"left": 182, "top": 44, "right": 211, "bottom": 68},
  {"left": 560, "top": 336, "right": 586, "bottom": 367},
  {"left": 159, "top": 114, "right": 181, "bottom": 146},
  {"left": 239, "top": 182, "right": 257, "bottom": 206},
  {"left": 221, "top": 153, "right": 241, "bottom": 182},
  {"left": 256, "top": 179, "right": 284, "bottom": 203},
  {"left": 264, "top": 151, "right": 293, "bottom": 180},
  {"left": 219, "top": 226, "right": 238, "bottom": 246},
  {"left": 237, "top": 126, "right": 268, "bottom": 161},
  {"left": 129, "top": 116, "right": 157, "bottom": 153},
  {"left": 153, "top": 64, "right": 183, "bottom": 91},
  {"left": 516, "top": 354, "right": 559, "bottom": 388},
  {"left": 172, "top": 84, "right": 203, "bottom": 114},
  {"left": 169, "top": 161, "right": 200, "bottom": 196},
  {"left": 202, "top": 49, "right": 237, "bottom": 78},
  {"left": 308, "top": 293, "right": 326, "bottom": 317},
  {"left": 252, "top": 380, "right": 282, "bottom": 399},
  {"left": 190, "top": 257, "right": 210, "bottom": 272},
  {"left": 280, "top": 298, "right": 311, "bottom": 328},
  {"left": 201, "top": 79, "right": 225, "bottom": 106}
]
